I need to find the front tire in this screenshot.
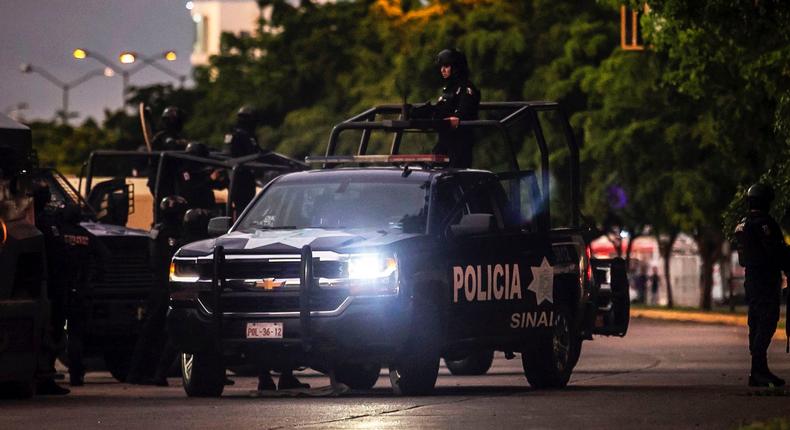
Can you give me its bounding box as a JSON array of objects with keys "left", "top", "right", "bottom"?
[
  {"left": 445, "top": 350, "right": 494, "bottom": 376},
  {"left": 389, "top": 306, "right": 440, "bottom": 396},
  {"left": 522, "top": 305, "right": 575, "bottom": 389},
  {"left": 334, "top": 363, "right": 381, "bottom": 390},
  {"left": 181, "top": 352, "right": 224, "bottom": 397}
]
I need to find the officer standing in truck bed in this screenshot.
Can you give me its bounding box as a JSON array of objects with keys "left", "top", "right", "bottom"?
[{"left": 410, "top": 48, "right": 480, "bottom": 168}]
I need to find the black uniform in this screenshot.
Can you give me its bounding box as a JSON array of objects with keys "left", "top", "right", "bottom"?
[
  {"left": 148, "top": 107, "right": 187, "bottom": 197},
  {"left": 225, "top": 118, "right": 260, "bottom": 217},
  {"left": 60, "top": 206, "right": 107, "bottom": 386},
  {"left": 174, "top": 164, "right": 218, "bottom": 211},
  {"left": 127, "top": 198, "right": 186, "bottom": 385},
  {"left": 738, "top": 210, "right": 789, "bottom": 353},
  {"left": 411, "top": 49, "right": 481, "bottom": 169},
  {"left": 32, "top": 186, "right": 70, "bottom": 394},
  {"left": 735, "top": 184, "right": 790, "bottom": 387},
  {"left": 432, "top": 78, "right": 480, "bottom": 168}
]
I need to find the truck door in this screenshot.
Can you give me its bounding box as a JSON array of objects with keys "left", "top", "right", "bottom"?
[{"left": 441, "top": 172, "right": 551, "bottom": 345}]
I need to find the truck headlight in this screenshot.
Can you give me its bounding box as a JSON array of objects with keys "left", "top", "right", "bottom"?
[
  {"left": 170, "top": 259, "right": 200, "bottom": 283},
  {"left": 346, "top": 253, "right": 398, "bottom": 295},
  {"left": 348, "top": 254, "right": 397, "bottom": 279}
]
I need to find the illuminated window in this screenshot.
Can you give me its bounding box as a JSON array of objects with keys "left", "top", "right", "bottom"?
[{"left": 620, "top": 4, "right": 649, "bottom": 51}]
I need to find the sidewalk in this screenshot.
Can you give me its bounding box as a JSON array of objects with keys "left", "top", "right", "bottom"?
[{"left": 630, "top": 305, "right": 786, "bottom": 340}]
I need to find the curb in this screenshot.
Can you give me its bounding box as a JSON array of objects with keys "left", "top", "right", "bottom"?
[{"left": 631, "top": 308, "right": 785, "bottom": 340}]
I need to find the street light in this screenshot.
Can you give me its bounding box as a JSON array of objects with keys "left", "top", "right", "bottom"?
[
  {"left": 116, "top": 50, "right": 186, "bottom": 87},
  {"left": 3, "top": 102, "right": 29, "bottom": 122},
  {"left": 72, "top": 48, "right": 128, "bottom": 98},
  {"left": 73, "top": 48, "right": 187, "bottom": 99},
  {"left": 19, "top": 63, "right": 108, "bottom": 124}
]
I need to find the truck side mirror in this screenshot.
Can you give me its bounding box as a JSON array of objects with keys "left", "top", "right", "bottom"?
[
  {"left": 207, "top": 216, "right": 231, "bottom": 237},
  {"left": 450, "top": 213, "right": 494, "bottom": 237}
]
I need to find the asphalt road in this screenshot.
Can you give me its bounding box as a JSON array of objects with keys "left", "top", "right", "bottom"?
[{"left": 2, "top": 318, "right": 789, "bottom": 430}]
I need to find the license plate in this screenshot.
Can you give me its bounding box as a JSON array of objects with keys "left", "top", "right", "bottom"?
[{"left": 246, "top": 322, "right": 283, "bottom": 339}]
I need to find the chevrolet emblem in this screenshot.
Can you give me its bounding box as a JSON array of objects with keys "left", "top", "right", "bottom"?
[{"left": 255, "top": 278, "right": 286, "bottom": 290}]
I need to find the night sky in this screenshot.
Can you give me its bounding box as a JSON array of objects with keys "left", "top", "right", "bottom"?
[{"left": 1, "top": 0, "right": 194, "bottom": 123}]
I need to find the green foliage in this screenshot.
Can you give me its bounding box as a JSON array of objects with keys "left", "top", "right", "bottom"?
[
  {"left": 643, "top": 1, "right": 790, "bottom": 231},
  {"left": 26, "top": 1, "right": 790, "bottom": 298},
  {"left": 30, "top": 118, "right": 116, "bottom": 174}
]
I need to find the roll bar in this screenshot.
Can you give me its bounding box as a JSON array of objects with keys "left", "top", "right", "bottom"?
[{"left": 324, "top": 101, "right": 580, "bottom": 226}]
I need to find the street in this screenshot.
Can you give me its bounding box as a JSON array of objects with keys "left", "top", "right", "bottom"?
[{"left": 1, "top": 318, "right": 788, "bottom": 429}]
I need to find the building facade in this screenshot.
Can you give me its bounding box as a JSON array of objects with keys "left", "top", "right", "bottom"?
[{"left": 189, "top": 0, "right": 263, "bottom": 65}]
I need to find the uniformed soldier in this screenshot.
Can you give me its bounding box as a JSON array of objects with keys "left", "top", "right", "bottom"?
[
  {"left": 224, "top": 106, "right": 261, "bottom": 217},
  {"left": 734, "top": 183, "right": 790, "bottom": 387},
  {"left": 31, "top": 183, "right": 69, "bottom": 395},
  {"left": 151, "top": 106, "right": 186, "bottom": 151},
  {"left": 174, "top": 142, "right": 223, "bottom": 211},
  {"left": 59, "top": 204, "right": 108, "bottom": 387},
  {"left": 147, "top": 106, "right": 187, "bottom": 197},
  {"left": 411, "top": 49, "right": 480, "bottom": 168},
  {"left": 127, "top": 196, "right": 188, "bottom": 386}
]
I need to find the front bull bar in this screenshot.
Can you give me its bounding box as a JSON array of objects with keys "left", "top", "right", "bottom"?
[
  {"left": 212, "top": 246, "right": 224, "bottom": 352},
  {"left": 209, "top": 244, "right": 317, "bottom": 353},
  {"left": 299, "top": 245, "right": 314, "bottom": 353}
]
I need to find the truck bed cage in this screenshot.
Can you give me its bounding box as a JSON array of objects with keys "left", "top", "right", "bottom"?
[
  {"left": 83, "top": 150, "right": 307, "bottom": 224},
  {"left": 324, "top": 101, "right": 580, "bottom": 226}
]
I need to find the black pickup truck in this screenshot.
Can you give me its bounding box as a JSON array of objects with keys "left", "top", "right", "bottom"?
[{"left": 168, "top": 101, "right": 630, "bottom": 397}]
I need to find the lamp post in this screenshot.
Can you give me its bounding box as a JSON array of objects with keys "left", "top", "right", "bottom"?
[
  {"left": 73, "top": 49, "right": 186, "bottom": 103},
  {"left": 118, "top": 50, "right": 186, "bottom": 87},
  {"left": 72, "top": 48, "right": 128, "bottom": 99},
  {"left": 19, "top": 63, "right": 111, "bottom": 124},
  {"left": 3, "top": 102, "right": 29, "bottom": 122}
]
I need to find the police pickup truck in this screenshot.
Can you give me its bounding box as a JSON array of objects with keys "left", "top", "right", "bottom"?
[{"left": 167, "top": 102, "right": 630, "bottom": 397}]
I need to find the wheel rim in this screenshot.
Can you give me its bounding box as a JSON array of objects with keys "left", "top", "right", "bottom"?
[
  {"left": 182, "top": 353, "right": 194, "bottom": 382},
  {"left": 552, "top": 313, "right": 570, "bottom": 373}
]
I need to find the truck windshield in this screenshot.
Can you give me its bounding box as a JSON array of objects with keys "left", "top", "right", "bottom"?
[{"left": 236, "top": 178, "right": 430, "bottom": 233}]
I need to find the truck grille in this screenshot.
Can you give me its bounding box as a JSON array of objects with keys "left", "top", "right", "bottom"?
[
  {"left": 210, "top": 260, "right": 346, "bottom": 280},
  {"left": 198, "top": 290, "right": 347, "bottom": 314},
  {"left": 90, "top": 236, "right": 153, "bottom": 297}
]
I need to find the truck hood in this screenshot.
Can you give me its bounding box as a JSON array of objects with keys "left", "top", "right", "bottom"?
[
  {"left": 80, "top": 221, "right": 150, "bottom": 238},
  {"left": 177, "top": 227, "right": 422, "bottom": 257}
]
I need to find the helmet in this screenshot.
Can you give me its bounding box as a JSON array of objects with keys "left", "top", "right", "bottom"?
[
  {"left": 159, "top": 195, "right": 188, "bottom": 221},
  {"left": 747, "top": 183, "right": 774, "bottom": 210},
  {"left": 435, "top": 48, "right": 469, "bottom": 79},
  {"left": 183, "top": 208, "right": 211, "bottom": 238},
  {"left": 185, "top": 141, "right": 210, "bottom": 158},
  {"left": 161, "top": 106, "right": 184, "bottom": 132},
  {"left": 236, "top": 105, "right": 257, "bottom": 130},
  {"left": 237, "top": 105, "right": 256, "bottom": 118}
]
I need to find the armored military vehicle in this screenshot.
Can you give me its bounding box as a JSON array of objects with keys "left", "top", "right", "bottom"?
[{"left": 0, "top": 114, "right": 47, "bottom": 397}]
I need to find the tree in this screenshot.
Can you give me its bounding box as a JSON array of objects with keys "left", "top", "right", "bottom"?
[{"left": 642, "top": 0, "right": 790, "bottom": 307}]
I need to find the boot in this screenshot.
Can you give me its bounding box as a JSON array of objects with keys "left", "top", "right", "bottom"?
[
  {"left": 278, "top": 372, "right": 310, "bottom": 390},
  {"left": 749, "top": 355, "right": 786, "bottom": 388},
  {"left": 257, "top": 372, "right": 276, "bottom": 391}
]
